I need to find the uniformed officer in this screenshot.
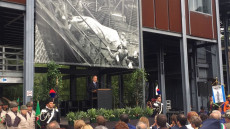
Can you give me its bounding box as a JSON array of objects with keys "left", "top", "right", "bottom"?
[
  {"left": 0, "top": 100, "right": 7, "bottom": 129},
  {"left": 152, "top": 95, "right": 163, "bottom": 117},
  {"left": 17, "top": 105, "right": 29, "bottom": 129},
  {"left": 5, "top": 101, "right": 20, "bottom": 129},
  {"left": 40, "top": 98, "right": 60, "bottom": 129},
  {"left": 26, "top": 102, "right": 35, "bottom": 129}
]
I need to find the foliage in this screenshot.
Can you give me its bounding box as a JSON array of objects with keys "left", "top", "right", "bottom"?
[
  {"left": 47, "top": 61, "right": 63, "bottom": 99},
  {"left": 111, "top": 76, "right": 119, "bottom": 108},
  {"left": 143, "top": 107, "right": 154, "bottom": 117},
  {"left": 87, "top": 108, "right": 97, "bottom": 120},
  {"left": 130, "top": 69, "right": 148, "bottom": 106},
  {"left": 66, "top": 107, "right": 153, "bottom": 123},
  {"left": 111, "top": 69, "right": 148, "bottom": 108},
  {"left": 34, "top": 61, "right": 64, "bottom": 102}
]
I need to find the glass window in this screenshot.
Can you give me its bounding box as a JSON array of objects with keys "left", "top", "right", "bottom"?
[{"left": 189, "top": 0, "right": 212, "bottom": 14}]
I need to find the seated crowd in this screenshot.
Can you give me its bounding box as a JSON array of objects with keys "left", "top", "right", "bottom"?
[{"left": 69, "top": 109, "right": 230, "bottom": 129}]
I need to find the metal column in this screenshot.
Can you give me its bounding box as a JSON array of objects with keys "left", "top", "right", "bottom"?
[
  {"left": 224, "top": 14, "right": 230, "bottom": 93},
  {"left": 215, "top": 0, "right": 224, "bottom": 84},
  {"left": 158, "top": 46, "right": 166, "bottom": 114},
  {"left": 180, "top": 0, "right": 191, "bottom": 115},
  {"left": 23, "top": 0, "right": 35, "bottom": 104},
  {"left": 138, "top": 0, "right": 146, "bottom": 108}
]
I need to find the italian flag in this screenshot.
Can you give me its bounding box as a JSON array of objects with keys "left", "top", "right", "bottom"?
[
  {"left": 36, "top": 101, "right": 41, "bottom": 128},
  {"left": 221, "top": 123, "right": 226, "bottom": 129}
]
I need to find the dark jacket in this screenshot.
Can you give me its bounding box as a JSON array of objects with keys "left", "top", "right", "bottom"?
[
  {"left": 179, "top": 126, "right": 187, "bottom": 129},
  {"left": 128, "top": 123, "right": 136, "bottom": 129},
  {"left": 87, "top": 82, "right": 99, "bottom": 99},
  {"left": 170, "top": 125, "right": 179, "bottom": 129},
  {"left": 40, "top": 107, "right": 60, "bottom": 128},
  {"left": 199, "top": 119, "right": 221, "bottom": 129}
]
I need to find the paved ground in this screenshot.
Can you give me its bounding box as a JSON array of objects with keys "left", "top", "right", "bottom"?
[{"left": 60, "top": 117, "right": 155, "bottom": 129}]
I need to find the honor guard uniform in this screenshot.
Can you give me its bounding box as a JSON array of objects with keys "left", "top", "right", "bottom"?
[
  {"left": 26, "top": 102, "right": 35, "bottom": 129},
  {"left": 152, "top": 95, "right": 163, "bottom": 117},
  {"left": 0, "top": 100, "right": 6, "bottom": 129},
  {"left": 40, "top": 98, "right": 60, "bottom": 129},
  {"left": 5, "top": 101, "right": 20, "bottom": 129}
]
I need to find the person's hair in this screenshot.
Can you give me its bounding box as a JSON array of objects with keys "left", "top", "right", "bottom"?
[
  {"left": 199, "top": 113, "right": 208, "bottom": 122},
  {"left": 209, "top": 110, "right": 221, "bottom": 120},
  {"left": 81, "top": 124, "right": 93, "bottom": 129},
  {"left": 190, "top": 116, "right": 202, "bottom": 128},
  {"left": 177, "top": 114, "right": 187, "bottom": 126},
  {"left": 200, "top": 106, "right": 204, "bottom": 110},
  {"left": 46, "top": 121, "right": 60, "bottom": 129},
  {"left": 210, "top": 110, "right": 221, "bottom": 120},
  {"left": 139, "top": 117, "right": 149, "bottom": 128},
  {"left": 155, "top": 95, "right": 161, "bottom": 99},
  {"left": 187, "top": 111, "right": 198, "bottom": 122},
  {"left": 136, "top": 121, "right": 147, "bottom": 129},
  {"left": 156, "top": 114, "right": 167, "bottom": 127},
  {"left": 115, "top": 121, "right": 129, "bottom": 129},
  {"left": 171, "top": 114, "right": 177, "bottom": 124},
  {"left": 97, "top": 116, "right": 106, "bottom": 126},
  {"left": 92, "top": 75, "right": 97, "bottom": 79},
  {"left": 120, "top": 114, "right": 129, "bottom": 123},
  {"left": 74, "top": 120, "right": 86, "bottom": 129}
]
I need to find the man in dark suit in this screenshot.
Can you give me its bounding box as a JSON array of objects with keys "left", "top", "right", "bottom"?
[{"left": 87, "top": 75, "right": 99, "bottom": 108}]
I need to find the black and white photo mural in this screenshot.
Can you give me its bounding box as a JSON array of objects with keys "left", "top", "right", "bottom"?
[{"left": 35, "top": 0, "right": 140, "bottom": 68}]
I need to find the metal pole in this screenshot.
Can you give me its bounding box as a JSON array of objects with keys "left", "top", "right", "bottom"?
[
  {"left": 180, "top": 0, "right": 191, "bottom": 115},
  {"left": 215, "top": 0, "right": 224, "bottom": 84},
  {"left": 224, "top": 14, "right": 230, "bottom": 94},
  {"left": 138, "top": 0, "right": 146, "bottom": 108},
  {"left": 159, "top": 45, "right": 167, "bottom": 115},
  {"left": 23, "top": 0, "right": 35, "bottom": 104}
]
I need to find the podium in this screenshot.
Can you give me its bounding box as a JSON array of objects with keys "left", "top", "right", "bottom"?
[{"left": 91, "top": 89, "right": 112, "bottom": 109}]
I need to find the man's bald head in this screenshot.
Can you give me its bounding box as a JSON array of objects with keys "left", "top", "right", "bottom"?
[{"left": 210, "top": 110, "right": 221, "bottom": 120}]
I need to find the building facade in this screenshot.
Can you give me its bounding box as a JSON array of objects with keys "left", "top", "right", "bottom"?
[{"left": 0, "top": 0, "right": 224, "bottom": 114}]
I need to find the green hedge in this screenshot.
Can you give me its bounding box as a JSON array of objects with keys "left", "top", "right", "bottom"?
[{"left": 66, "top": 107, "right": 153, "bottom": 123}]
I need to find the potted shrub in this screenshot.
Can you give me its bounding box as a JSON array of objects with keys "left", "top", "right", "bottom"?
[
  {"left": 87, "top": 108, "right": 97, "bottom": 123},
  {"left": 132, "top": 107, "right": 143, "bottom": 119},
  {"left": 66, "top": 112, "right": 76, "bottom": 126},
  {"left": 143, "top": 107, "right": 154, "bottom": 117}
]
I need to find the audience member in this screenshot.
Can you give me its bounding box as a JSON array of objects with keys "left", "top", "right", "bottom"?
[
  {"left": 222, "top": 110, "right": 230, "bottom": 129},
  {"left": 199, "top": 113, "right": 208, "bottom": 123},
  {"left": 156, "top": 114, "right": 168, "bottom": 129},
  {"left": 170, "top": 115, "right": 179, "bottom": 129},
  {"left": 120, "top": 114, "right": 136, "bottom": 129},
  {"left": 81, "top": 124, "right": 93, "bottom": 129},
  {"left": 190, "top": 116, "right": 201, "bottom": 129},
  {"left": 139, "top": 117, "right": 150, "bottom": 129},
  {"left": 186, "top": 111, "right": 198, "bottom": 129},
  {"left": 136, "top": 122, "right": 147, "bottom": 129},
  {"left": 176, "top": 114, "right": 187, "bottom": 129},
  {"left": 198, "top": 106, "right": 208, "bottom": 115},
  {"left": 151, "top": 115, "right": 158, "bottom": 129},
  {"left": 46, "top": 121, "right": 60, "bottom": 129},
  {"left": 74, "top": 120, "right": 86, "bottom": 129},
  {"left": 95, "top": 116, "right": 108, "bottom": 129},
  {"left": 199, "top": 112, "right": 221, "bottom": 129},
  {"left": 115, "top": 121, "right": 129, "bottom": 129}
]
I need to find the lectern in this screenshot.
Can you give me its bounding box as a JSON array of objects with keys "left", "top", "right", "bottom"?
[{"left": 91, "top": 89, "right": 112, "bottom": 109}]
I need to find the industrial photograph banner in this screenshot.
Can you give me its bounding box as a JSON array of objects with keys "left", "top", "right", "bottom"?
[{"left": 35, "top": 0, "right": 140, "bottom": 68}]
